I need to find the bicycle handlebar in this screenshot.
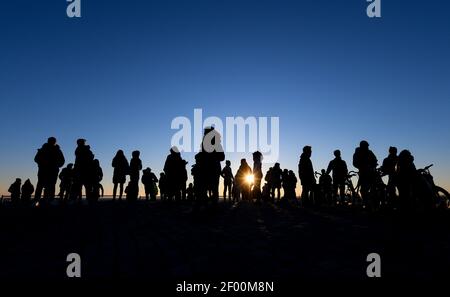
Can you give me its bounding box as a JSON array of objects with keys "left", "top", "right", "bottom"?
[{"left": 424, "top": 164, "right": 434, "bottom": 170}]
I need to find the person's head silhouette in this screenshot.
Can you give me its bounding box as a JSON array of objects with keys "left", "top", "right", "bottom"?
[
  {"left": 77, "top": 138, "right": 86, "bottom": 146},
  {"left": 303, "top": 146, "right": 312, "bottom": 157},
  {"left": 399, "top": 149, "right": 414, "bottom": 163},
  {"left": 47, "top": 137, "right": 57, "bottom": 145},
  {"left": 253, "top": 151, "right": 262, "bottom": 162},
  {"left": 360, "top": 140, "right": 369, "bottom": 149},
  {"left": 334, "top": 150, "right": 341, "bottom": 158},
  {"left": 389, "top": 146, "right": 398, "bottom": 155}
]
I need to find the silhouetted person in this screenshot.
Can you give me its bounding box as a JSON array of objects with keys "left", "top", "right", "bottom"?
[
  {"left": 112, "top": 150, "right": 129, "bottom": 200},
  {"left": 130, "top": 150, "right": 142, "bottom": 184},
  {"left": 353, "top": 141, "right": 378, "bottom": 204},
  {"left": 181, "top": 160, "right": 188, "bottom": 200},
  {"left": 99, "top": 183, "right": 104, "bottom": 198},
  {"left": 126, "top": 150, "right": 142, "bottom": 200},
  {"left": 185, "top": 183, "right": 193, "bottom": 201},
  {"left": 21, "top": 179, "right": 34, "bottom": 204},
  {"left": 283, "top": 170, "right": 297, "bottom": 199},
  {"left": 318, "top": 169, "right": 332, "bottom": 205},
  {"left": 265, "top": 167, "right": 273, "bottom": 201},
  {"left": 198, "top": 127, "right": 225, "bottom": 203},
  {"left": 159, "top": 172, "right": 167, "bottom": 201},
  {"left": 191, "top": 157, "right": 200, "bottom": 200},
  {"left": 271, "top": 163, "right": 282, "bottom": 201},
  {"left": 235, "top": 159, "right": 252, "bottom": 201},
  {"left": 142, "top": 167, "right": 158, "bottom": 201},
  {"left": 232, "top": 178, "right": 239, "bottom": 202},
  {"left": 34, "top": 137, "right": 65, "bottom": 202},
  {"left": 221, "top": 160, "right": 234, "bottom": 202},
  {"left": 262, "top": 182, "right": 271, "bottom": 201},
  {"left": 89, "top": 159, "right": 103, "bottom": 203},
  {"left": 192, "top": 152, "right": 207, "bottom": 202},
  {"left": 72, "top": 139, "right": 94, "bottom": 201},
  {"left": 381, "top": 146, "right": 398, "bottom": 201},
  {"left": 282, "top": 169, "right": 289, "bottom": 199},
  {"left": 164, "top": 147, "right": 185, "bottom": 201},
  {"left": 396, "top": 150, "right": 417, "bottom": 210},
  {"left": 298, "top": 146, "right": 315, "bottom": 206},
  {"left": 252, "top": 151, "right": 263, "bottom": 201},
  {"left": 326, "top": 150, "right": 348, "bottom": 202},
  {"left": 8, "top": 178, "right": 21, "bottom": 205},
  {"left": 58, "top": 163, "right": 73, "bottom": 200},
  {"left": 125, "top": 181, "right": 139, "bottom": 202},
  {"left": 288, "top": 170, "right": 297, "bottom": 199}
]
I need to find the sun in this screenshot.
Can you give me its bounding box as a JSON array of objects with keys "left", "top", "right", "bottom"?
[{"left": 245, "top": 174, "right": 254, "bottom": 185}]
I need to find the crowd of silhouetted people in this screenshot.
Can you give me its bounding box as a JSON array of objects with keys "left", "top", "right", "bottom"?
[{"left": 5, "top": 129, "right": 449, "bottom": 211}]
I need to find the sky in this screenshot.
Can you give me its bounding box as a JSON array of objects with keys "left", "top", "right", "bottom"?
[{"left": 1, "top": 0, "right": 449, "bottom": 195}]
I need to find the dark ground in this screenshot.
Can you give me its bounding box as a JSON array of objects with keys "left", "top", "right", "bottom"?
[{"left": 0, "top": 199, "right": 449, "bottom": 291}]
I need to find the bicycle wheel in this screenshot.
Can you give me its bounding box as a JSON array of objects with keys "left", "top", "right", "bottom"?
[{"left": 435, "top": 186, "right": 450, "bottom": 209}]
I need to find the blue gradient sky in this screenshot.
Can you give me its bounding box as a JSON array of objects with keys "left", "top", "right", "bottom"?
[{"left": 1, "top": 0, "right": 449, "bottom": 195}]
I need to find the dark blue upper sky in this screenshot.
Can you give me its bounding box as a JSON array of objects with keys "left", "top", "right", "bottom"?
[{"left": 1, "top": 0, "right": 449, "bottom": 194}]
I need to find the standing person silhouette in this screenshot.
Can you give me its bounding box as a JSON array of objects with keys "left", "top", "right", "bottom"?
[
  {"left": 142, "top": 167, "right": 158, "bottom": 201},
  {"left": 396, "top": 150, "right": 417, "bottom": 210},
  {"left": 58, "top": 163, "right": 73, "bottom": 200},
  {"left": 352, "top": 141, "right": 378, "bottom": 205},
  {"left": 282, "top": 169, "right": 290, "bottom": 199},
  {"left": 129, "top": 150, "right": 142, "bottom": 200},
  {"left": 252, "top": 151, "right": 263, "bottom": 201},
  {"left": 72, "top": 139, "right": 94, "bottom": 201},
  {"left": 34, "top": 137, "right": 65, "bottom": 202},
  {"left": 112, "top": 150, "right": 129, "bottom": 200},
  {"left": 265, "top": 167, "right": 273, "bottom": 201},
  {"left": 186, "top": 183, "right": 194, "bottom": 201},
  {"left": 21, "top": 179, "right": 35, "bottom": 204},
  {"left": 200, "top": 127, "right": 225, "bottom": 203},
  {"left": 235, "top": 159, "right": 252, "bottom": 201},
  {"left": 90, "top": 159, "right": 103, "bottom": 203},
  {"left": 192, "top": 152, "right": 207, "bottom": 202},
  {"left": 326, "top": 150, "right": 348, "bottom": 203},
  {"left": 288, "top": 170, "right": 297, "bottom": 199},
  {"left": 163, "top": 146, "right": 184, "bottom": 201},
  {"left": 221, "top": 160, "right": 234, "bottom": 202},
  {"left": 181, "top": 160, "right": 188, "bottom": 200},
  {"left": 8, "top": 178, "right": 21, "bottom": 206},
  {"left": 159, "top": 172, "right": 167, "bottom": 201},
  {"left": 298, "top": 146, "right": 316, "bottom": 207},
  {"left": 381, "top": 146, "right": 398, "bottom": 203},
  {"left": 271, "top": 163, "right": 282, "bottom": 201}
]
